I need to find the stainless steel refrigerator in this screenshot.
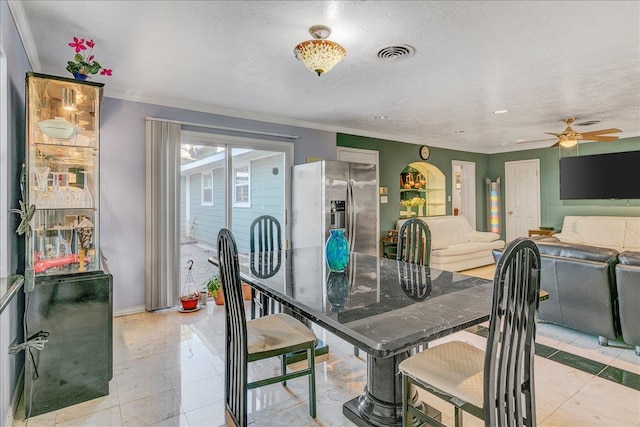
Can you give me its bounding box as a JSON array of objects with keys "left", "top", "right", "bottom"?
[
  {"left": 291, "top": 160, "right": 380, "bottom": 308},
  {"left": 292, "top": 160, "right": 378, "bottom": 255}
]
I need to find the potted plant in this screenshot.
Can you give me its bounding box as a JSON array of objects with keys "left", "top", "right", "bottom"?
[
  {"left": 66, "top": 37, "right": 112, "bottom": 80},
  {"left": 180, "top": 292, "right": 199, "bottom": 310},
  {"left": 205, "top": 275, "right": 252, "bottom": 305},
  {"left": 206, "top": 275, "right": 224, "bottom": 305}
]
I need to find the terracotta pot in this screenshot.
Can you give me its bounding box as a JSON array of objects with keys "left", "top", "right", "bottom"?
[
  {"left": 214, "top": 291, "right": 224, "bottom": 305},
  {"left": 212, "top": 285, "right": 251, "bottom": 305},
  {"left": 242, "top": 283, "right": 252, "bottom": 301}
]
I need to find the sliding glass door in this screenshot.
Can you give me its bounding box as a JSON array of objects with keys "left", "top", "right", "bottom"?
[{"left": 179, "top": 132, "right": 291, "bottom": 291}]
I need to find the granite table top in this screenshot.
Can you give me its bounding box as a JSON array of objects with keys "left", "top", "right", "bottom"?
[{"left": 211, "top": 247, "right": 493, "bottom": 358}]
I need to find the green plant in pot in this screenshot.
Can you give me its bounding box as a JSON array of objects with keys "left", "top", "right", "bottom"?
[{"left": 206, "top": 275, "right": 224, "bottom": 305}]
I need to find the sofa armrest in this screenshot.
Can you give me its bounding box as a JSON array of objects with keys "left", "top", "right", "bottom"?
[{"left": 468, "top": 231, "right": 500, "bottom": 243}]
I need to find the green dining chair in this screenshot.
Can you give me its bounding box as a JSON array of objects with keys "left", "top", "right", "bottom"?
[
  {"left": 399, "top": 237, "right": 541, "bottom": 427},
  {"left": 217, "top": 228, "right": 317, "bottom": 427}
]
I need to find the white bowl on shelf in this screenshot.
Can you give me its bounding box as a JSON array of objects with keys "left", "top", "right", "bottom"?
[{"left": 37, "top": 117, "right": 77, "bottom": 140}]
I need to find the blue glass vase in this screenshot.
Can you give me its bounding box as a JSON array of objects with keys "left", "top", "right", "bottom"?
[
  {"left": 325, "top": 229, "right": 349, "bottom": 272},
  {"left": 72, "top": 72, "right": 88, "bottom": 81}
]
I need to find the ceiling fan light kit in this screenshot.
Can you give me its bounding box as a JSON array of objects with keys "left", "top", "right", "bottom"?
[
  {"left": 294, "top": 25, "right": 346, "bottom": 76},
  {"left": 558, "top": 135, "right": 579, "bottom": 148}
]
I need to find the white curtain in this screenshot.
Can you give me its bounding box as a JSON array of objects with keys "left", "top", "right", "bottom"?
[{"left": 145, "top": 120, "right": 181, "bottom": 310}]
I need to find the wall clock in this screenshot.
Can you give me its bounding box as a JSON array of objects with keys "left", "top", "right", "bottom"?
[{"left": 419, "top": 145, "right": 430, "bottom": 160}]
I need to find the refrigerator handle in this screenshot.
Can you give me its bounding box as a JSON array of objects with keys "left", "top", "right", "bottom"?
[{"left": 347, "top": 181, "right": 356, "bottom": 251}]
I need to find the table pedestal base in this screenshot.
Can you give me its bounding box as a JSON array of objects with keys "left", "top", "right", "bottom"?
[{"left": 342, "top": 352, "right": 441, "bottom": 426}]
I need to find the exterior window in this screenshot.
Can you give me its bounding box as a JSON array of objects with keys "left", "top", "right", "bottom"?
[
  {"left": 233, "top": 165, "right": 250, "bottom": 207},
  {"left": 201, "top": 172, "right": 213, "bottom": 206}
]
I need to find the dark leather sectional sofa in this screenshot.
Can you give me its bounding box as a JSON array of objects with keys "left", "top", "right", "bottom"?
[
  {"left": 616, "top": 251, "right": 640, "bottom": 356},
  {"left": 493, "top": 239, "right": 639, "bottom": 355}
]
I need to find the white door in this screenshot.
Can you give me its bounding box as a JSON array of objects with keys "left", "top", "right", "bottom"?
[
  {"left": 505, "top": 159, "right": 540, "bottom": 241},
  {"left": 451, "top": 160, "right": 476, "bottom": 229}
]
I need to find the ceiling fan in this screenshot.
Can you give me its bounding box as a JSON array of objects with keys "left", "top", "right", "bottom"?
[{"left": 518, "top": 118, "right": 622, "bottom": 148}]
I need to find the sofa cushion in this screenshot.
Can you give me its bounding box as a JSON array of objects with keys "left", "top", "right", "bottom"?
[
  {"left": 554, "top": 231, "right": 583, "bottom": 245},
  {"left": 574, "top": 218, "right": 626, "bottom": 249},
  {"left": 436, "top": 240, "right": 505, "bottom": 257},
  {"left": 421, "top": 217, "right": 472, "bottom": 249},
  {"left": 468, "top": 231, "right": 501, "bottom": 243},
  {"left": 623, "top": 220, "right": 640, "bottom": 250}
]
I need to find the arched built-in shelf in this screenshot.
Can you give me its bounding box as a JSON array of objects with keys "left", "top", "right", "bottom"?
[{"left": 399, "top": 162, "right": 446, "bottom": 218}]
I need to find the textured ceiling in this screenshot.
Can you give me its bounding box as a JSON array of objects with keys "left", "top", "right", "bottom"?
[{"left": 9, "top": 1, "right": 640, "bottom": 153}]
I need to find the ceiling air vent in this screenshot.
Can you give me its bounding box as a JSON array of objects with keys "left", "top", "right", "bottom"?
[
  {"left": 376, "top": 45, "right": 416, "bottom": 60},
  {"left": 575, "top": 120, "right": 601, "bottom": 127}
]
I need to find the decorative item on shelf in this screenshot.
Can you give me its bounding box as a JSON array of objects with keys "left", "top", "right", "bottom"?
[
  {"left": 76, "top": 217, "right": 94, "bottom": 272},
  {"left": 326, "top": 271, "right": 349, "bottom": 312},
  {"left": 400, "top": 199, "right": 414, "bottom": 216},
  {"left": 34, "top": 166, "right": 50, "bottom": 192},
  {"left": 417, "top": 173, "right": 427, "bottom": 189},
  {"left": 180, "top": 260, "right": 200, "bottom": 311},
  {"left": 66, "top": 37, "right": 112, "bottom": 80},
  {"left": 37, "top": 117, "right": 77, "bottom": 141},
  {"left": 325, "top": 228, "right": 350, "bottom": 272},
  {"left": 404, "top": 173, "right": 415, "bottom": 189},
  {"left": 294, "top": 25, "right": 346, "bottom": 76},
  {"left": 401, "top": 196, "right": 425, "bottom": 217}
]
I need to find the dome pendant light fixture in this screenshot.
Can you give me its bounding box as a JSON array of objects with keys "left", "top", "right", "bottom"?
[{"left": 294, "top": 25, "right": 346, "bottom": 76}]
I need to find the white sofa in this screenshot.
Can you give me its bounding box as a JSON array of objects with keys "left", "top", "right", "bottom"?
[
  {"left": 554, "top": 216, "right": 640, "bottom": 251},
  {"left": 396, "top": 215, "right": 505, "bottom": 272}
]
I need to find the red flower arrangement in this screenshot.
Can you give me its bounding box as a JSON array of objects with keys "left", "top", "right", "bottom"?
[{"left": 66, "top": 37, "right": 112, "bottom": 79}]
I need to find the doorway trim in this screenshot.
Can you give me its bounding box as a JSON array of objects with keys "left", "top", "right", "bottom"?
[
  {"left": 451, "top": 160, "right": 476, "bottom": 229},
  {"left": 504, "top": 159, "right": 541, "bottom": 241}
]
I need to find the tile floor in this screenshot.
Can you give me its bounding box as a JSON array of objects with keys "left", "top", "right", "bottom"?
[{"left": 11, "top": 264, "right": 640, "bottom": 427}]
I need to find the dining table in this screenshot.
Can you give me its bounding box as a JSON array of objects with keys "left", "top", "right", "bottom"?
[{"left": 210, "top": 247, "right": 494, "bottom": 427}]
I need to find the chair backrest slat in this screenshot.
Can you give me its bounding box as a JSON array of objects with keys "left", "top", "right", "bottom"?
[
  {"left": 218, "top": 228, "right": 249, "bottom": 426},
  {"left": 250, "top": 215, "right": 282, "bottom": 278},
  {"left": 397, "top": 219, "right": 431, "bottom": 266},
  {"left": 484, "top": 237, "right": 540, "bottom": 427}
]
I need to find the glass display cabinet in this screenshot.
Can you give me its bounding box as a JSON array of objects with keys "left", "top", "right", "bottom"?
[{"left": 24, "top": 72, "right": 104, "bottom": 290}]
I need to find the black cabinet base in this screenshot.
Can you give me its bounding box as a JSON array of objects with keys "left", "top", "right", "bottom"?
[{"left": 24, "top": 271, "right": 113, "bottom": 417}]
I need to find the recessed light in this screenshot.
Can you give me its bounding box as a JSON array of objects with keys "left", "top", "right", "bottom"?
[
  {"left": 494, "top": 109, "right": 508, "bottom": 114},
  {"left": 516, "top": 139, "right": 526, "bottom": 142},
  {"left": 374, "top": 115, "right": 388, "bottom": 120}
]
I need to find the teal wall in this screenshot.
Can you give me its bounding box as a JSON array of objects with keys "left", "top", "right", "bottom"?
[
  {"left": 338, "top": 134, "right": 640, "bottom": 239},
  {"left": 488, "top": 136, "right": 640, "bottom": 235},
  {"left": 337, "top": 134, "right": 489, "bottom": 234}
]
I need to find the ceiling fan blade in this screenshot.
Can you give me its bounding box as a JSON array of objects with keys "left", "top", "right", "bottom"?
[
  {"left": 544, "top": 132, "right": 561, "bottom": 136},
  {"left": 580, "top": 128, "right": 622, "bottom": 136},
  {"left": 551, "top": 141, "right": 560, "bottom": 148},
  {"left": 517, "top": 138, "right": 556, "bottom": 144},
  {"left": 582, "top": 135, "right": 619, "bottom": 142}
]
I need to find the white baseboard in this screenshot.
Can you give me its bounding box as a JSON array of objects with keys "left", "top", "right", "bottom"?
[{"left": 113, "top": 305, "right": 146, "bottom": 317}]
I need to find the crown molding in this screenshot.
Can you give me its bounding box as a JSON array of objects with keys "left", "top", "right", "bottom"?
[{"left": 7, "top": 1, "right": 40, "bottom": 71}]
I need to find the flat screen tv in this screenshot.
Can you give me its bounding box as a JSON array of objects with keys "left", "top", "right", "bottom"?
[{"left": 559, "top": 150, "right": 640, "bottom": 200}]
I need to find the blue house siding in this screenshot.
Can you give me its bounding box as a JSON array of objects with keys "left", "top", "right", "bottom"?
[
  {"left": 181, "top": 153, "right": 284, "bottom": 255},
  {"left": 186, "top": 169, "right": 225, "bottom": 246}
]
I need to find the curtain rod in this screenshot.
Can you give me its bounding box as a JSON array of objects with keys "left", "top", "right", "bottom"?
[{"left": 146, "top": 117, "right": 300, "bottom": 140}]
